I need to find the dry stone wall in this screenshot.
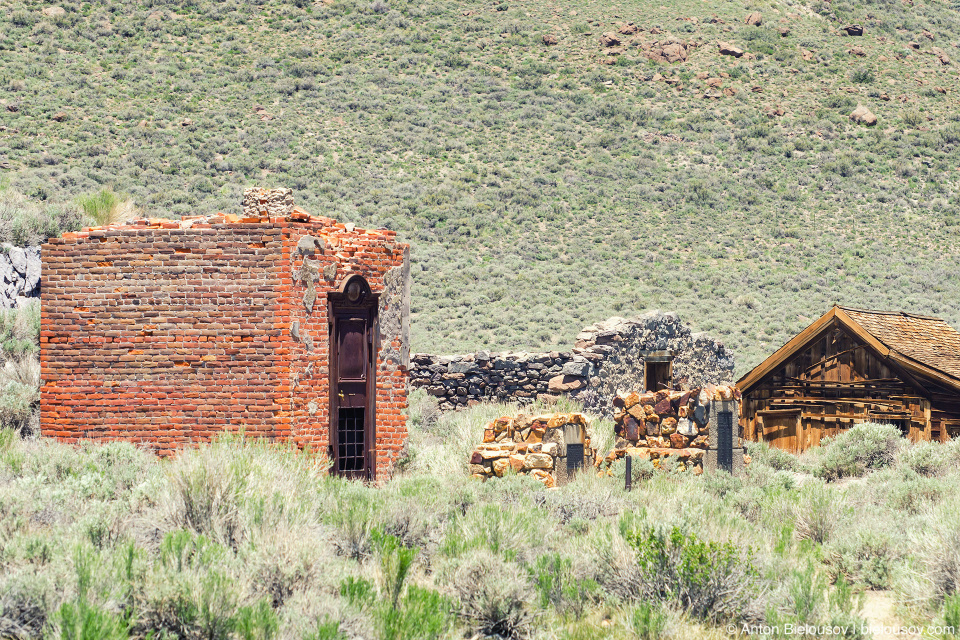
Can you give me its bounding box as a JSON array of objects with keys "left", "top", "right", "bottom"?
[
  {"left": 596, "top": 385, "right": 744, "bottom": 475},
  {"left": 410, "top": 311, "right": 735, "bottom": 416},
  {"left": 468, "top": 412, "right": 595, "bottom": 487}
]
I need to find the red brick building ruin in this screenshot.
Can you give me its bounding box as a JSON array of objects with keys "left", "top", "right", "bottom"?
[{"left": 40, "top": 189, "right": 410, "bottom": 479}]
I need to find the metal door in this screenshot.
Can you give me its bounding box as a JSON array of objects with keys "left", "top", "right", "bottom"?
[
  {"left": 329, "top": 277, "right": 377, "bottom": 479},
  {"left": 717, "top": 411, "right": 733, "bottom": 472}
]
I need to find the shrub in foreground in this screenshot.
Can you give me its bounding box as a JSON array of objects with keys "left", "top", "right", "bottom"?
[
  {"left": 621, "top": 525, "right": 765, "bottom": 624},
  {"left": 814, "top": 422, "right": 902, "bottom": 481}
]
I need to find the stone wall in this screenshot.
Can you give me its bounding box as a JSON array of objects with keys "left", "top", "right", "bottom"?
[
  {"left": 41, "top": 192, "right": 410, "bottom": 478},
  {"left": 468, "top": 412, "right": 595, "bottom": 487},
  {"left": 410, "top": 311, "right": 735, "bottom": 416},
  {"left": 596, "top": 385, "right": 744, "bottom": 475}
]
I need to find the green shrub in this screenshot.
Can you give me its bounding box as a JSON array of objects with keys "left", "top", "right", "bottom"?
[
  {"left": 303, "top": 618, "right": 346, "bottom": 640},
  {"left": 0, "top": 300, "right": 40, "bottom": 359},
  {"left": 814, "top": 423, "right": 903, "bottom": 481},
  {"left": 623, "top": 525, "right": 764, "bottom": 623},
  {"left": 233, "top": 599, "right": 279, "bottom": 640},
  {"left": 0, "top": 356, "right": 40, "bottom": 434},
  {"left": 745, "top": 440, "right": 804, "bottom": 472},
  {"left": 850, "top": 67, "right": 874, "bottom": 84},
  {"left": 824, "top": 528, "right": 895, "bottom": 589},
  {"left": 898, "top": 440, "right": 952, "bottom": 477},
  {"left": 942, "top": 593, "right": 960, "bottom": 636},
  {"left": 339, "top": 567, "right": 454, "bottom": 640},
  {"left": 531, "top": 553, "right": 599, "bottom": 619},
  {"left": 0, "top": 191, "right": 80, "bottom": 245},
  {"left": 378, "top": 585, "right": 455, "bottom": 640},
  {"left": 372, "top": 529, "right": 418, "bottom": 611},
  {"left": 609, "top": 454, "right": 655, "bottom": 484},
  {"left": 793, "top": 480, "right": 843, "bottom": 544},
  {"left": 629, "top": 602, "right": 668, "bottom": 639},
  {"left": 56, "top": 600, "right": 130, "bottom": 640}
]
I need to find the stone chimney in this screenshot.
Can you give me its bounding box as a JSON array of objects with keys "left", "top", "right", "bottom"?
[{"left": 242, "top": 187, "right": 294, "bottom": 219}]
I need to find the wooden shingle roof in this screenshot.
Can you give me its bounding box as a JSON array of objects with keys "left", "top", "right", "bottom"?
[
  {"left": 738, "top": 305, "right": 960, "bottom": 393},
  {"left": 839, "top": 307, "right": 960, "bottom": 381}
]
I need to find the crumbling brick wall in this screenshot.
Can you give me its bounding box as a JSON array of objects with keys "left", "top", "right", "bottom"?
[{"left": 40, "top": 195, "right": 409, "bottom": 479}]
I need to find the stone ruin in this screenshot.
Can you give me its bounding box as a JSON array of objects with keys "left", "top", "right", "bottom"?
[
  {"left": 411, "top": 310, "right": 735, "bottom": 417},
  {"left": 597, "top": 384, "right": 743, "bottom": 475},
  {"left": 468, "top": 413, "right": 595, "bottom": 487}
]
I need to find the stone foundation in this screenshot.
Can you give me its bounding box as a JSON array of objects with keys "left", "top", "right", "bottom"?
[
  {"left": 468, "top": 413, "right": 595, "bottom": 487},
  {"left": 596, "top": 384, "right": 743, "bottom": 475}
]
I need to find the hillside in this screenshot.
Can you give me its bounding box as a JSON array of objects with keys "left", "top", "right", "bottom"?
[{"left": 2, "top": 0, "right": 960, "bottom": 373}]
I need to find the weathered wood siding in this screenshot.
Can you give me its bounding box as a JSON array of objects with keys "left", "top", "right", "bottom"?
[{"left": 742, "top": 320, "right": 960, "bottom": 452}]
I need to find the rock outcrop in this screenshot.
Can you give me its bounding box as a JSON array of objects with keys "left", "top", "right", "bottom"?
[
  {"left": 850, "top": 104, "right": 878, "bottom": 125},
  {"left": 718, "top": 41, "right": 744, "bottom": 57},
  {"left": 0, "top": 245, "right": 41, "bottom": 308}
]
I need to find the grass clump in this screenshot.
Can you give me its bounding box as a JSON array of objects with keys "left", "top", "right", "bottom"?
[
  {"left": 0, "top": 190, "right": 81, "bottom": 246},
  {"left": 76, "top": 190, "right": 139, "bottom": 227}
]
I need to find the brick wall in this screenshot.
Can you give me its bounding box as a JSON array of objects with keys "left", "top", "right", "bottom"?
[{"left": 40, "top": 207, "right": 409, "bottom": 479}]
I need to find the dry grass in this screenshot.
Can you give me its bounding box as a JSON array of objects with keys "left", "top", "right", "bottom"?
[{"left": 0, "top": 408, "right": 958, "bottom": 637}]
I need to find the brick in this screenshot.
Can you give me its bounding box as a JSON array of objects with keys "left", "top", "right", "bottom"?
[{"left": 42, "top": 213, "right": 410, "bottom": 480}]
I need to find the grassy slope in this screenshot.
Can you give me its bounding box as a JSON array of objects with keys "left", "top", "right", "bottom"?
[{"left": 2, "top": 0, "right": 960, "bottom": 373}]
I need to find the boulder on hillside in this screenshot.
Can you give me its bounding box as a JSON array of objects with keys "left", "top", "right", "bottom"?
[
  {"left": 745, "top": 12, "right": 762, "bottom": 26},
  {"left": 850, "top": 104, "right": 877, "bottom": 125},
  {"left": 779, "top": 27, "right": 790, "bottom": 37},
  {"left": 842, "top": 24, "right": 864, "bottom": 36},
  {"left": 718, "top": 41, "right": 744, "bottom": 57},
  {"left": 600, "top": 32, "right": 621, "bottom": 47},
  {"left": 542, "top": 34, "right": 558, "bottom": 45},
  {"left": 661, "top": 42, "right": 687, "bottom": 63},
  {"left": 618, "top": 23, "right": 638, "bottom": 35}
]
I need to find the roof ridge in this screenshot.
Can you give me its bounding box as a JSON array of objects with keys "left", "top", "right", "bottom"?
[{"left": 838, "top": 306, "right": 944, "bottom": 321}]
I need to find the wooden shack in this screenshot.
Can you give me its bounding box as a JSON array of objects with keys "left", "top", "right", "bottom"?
[{"left": 738, "top": 306, "right": 960, "bottom": 452}]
